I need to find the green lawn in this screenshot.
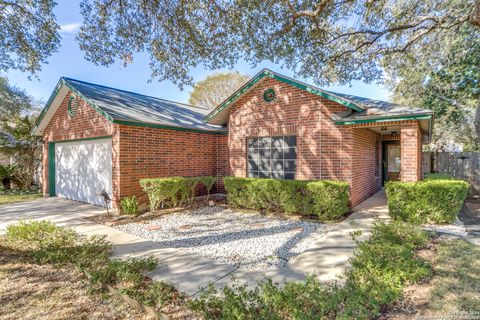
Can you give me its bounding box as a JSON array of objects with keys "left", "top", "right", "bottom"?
[
  {"left": 0, "top": 189, "right": 42, "bottom": 205},
  {"left": 425, "top": 239, "right": 480, "bottom": 314}
]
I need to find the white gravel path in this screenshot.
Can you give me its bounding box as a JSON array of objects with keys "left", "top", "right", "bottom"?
[
  {"left": 423, "top": 217, "right": 468, "bottom": 237},
  {"left": 114, "top": 206, "right": 327, "bottom": 271}
]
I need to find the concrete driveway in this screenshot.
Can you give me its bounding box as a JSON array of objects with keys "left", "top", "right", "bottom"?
[
  {"left": 0, "top": 197, "right": 237, "bottom": 295},
  {"left": 0, "top": 197, "right": 106, "bottom": 234}
]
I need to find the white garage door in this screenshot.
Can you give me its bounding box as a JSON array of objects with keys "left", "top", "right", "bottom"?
[{"left": 55, "top": 138, "right": 112, "bottom": 207}]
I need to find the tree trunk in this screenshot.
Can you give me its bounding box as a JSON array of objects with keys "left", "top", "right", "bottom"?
[
  {"left": 472, "top": 0, "right": 480, "bottom": 27},
  {"left": 475, "top": 98, "right": 480, "bottom": 146}
]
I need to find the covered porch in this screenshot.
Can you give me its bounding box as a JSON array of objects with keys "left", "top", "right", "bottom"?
[{"left": 340, "top": 117, "right": 433, "bottom": 207}]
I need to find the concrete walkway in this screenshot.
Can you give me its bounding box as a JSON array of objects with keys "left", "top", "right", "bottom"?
[
  {"left": 212, "top": 190, "right": 389, "bottom": 290},
  {"left": 0, "top": 191, "right": 388, "bottom": 295},
  {"left": 0, "top": 198, "right": 236, "bottom": 295},
  {"left": 463, "top": 201, "right": 480, "bottom": 246}
]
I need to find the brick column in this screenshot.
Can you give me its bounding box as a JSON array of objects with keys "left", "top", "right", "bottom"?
[{"left": 400, "top": 122, "right": 422, "bottom": 182}]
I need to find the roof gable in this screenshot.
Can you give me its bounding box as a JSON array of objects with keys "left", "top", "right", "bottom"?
[
  {"left": 203, "top": 69, "right": 366, "bottom": 125},
  {"left": 33, "top": 78, "right": 226, "bottom": 136}
]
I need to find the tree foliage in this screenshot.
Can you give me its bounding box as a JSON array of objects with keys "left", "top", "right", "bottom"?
[
  {"left": 0, "top": 116, "right": 42, "bottom": 189},
  {"left": 77, "top": 0, "right": 478, "bottom": 87},
  {"left": 0, "top": 0, "right": 60, "bottom": 74},
  {"left": 388, "top": 25, "right": 480, "bottom": 150},
  {"left": 0, "top": 76, "right": 32, "bottom": 119},
  {"left": 0, "top": 76, "right": 42, "bottom": 188},
  {"left": 188, "top": 72, "right": 250, "bottom": 110}
]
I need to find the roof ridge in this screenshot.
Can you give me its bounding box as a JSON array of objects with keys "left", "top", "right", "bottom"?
[{"left": 61, "top": 77, "right": 210, "bottom": 111}]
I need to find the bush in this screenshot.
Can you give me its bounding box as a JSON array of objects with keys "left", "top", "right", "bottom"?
[
  {"left": 5, "top": 220, "right": 181, "bottom": 309},
  {"left": 223, "top": 177, "right": 349, "bottom": 220},
  {"left": 386, "top": 177, "right": 469, "bottom": 224},
  {"left": 140, "top": 176, "right": 217, "bottom": 211},
  {"left": 120, "top": 196, "right": 139, "bottom": 215},
  {"left": 190, "top": 221, "right": 431, "bottom": 319}
]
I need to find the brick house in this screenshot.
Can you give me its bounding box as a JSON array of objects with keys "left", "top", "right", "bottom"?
[{"left": 33, "top": 69, "right": 433, "bottom": 209}]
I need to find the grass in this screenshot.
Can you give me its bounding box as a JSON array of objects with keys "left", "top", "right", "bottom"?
[
  {"left": 0, "top": 244, "right": 148, "bottom": 320},
  {"left": 425, "top": 239, "right": 480, "bottom": 314},
  {"left": 0, "top": 188, "right": 42, "bottom": 204},
  {"left": 3, "top": 220, "right": 192, "bottom": 319}
]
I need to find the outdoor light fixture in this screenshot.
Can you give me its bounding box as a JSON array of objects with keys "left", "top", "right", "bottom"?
[{"left": 381, "top": 126, "right": 387, "bottom": 131}]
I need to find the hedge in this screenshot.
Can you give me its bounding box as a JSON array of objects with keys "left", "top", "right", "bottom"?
[
  {"left": 223, "top": 177, "right": 349, "bottom": 220},
  {"left": 139, "top": 176, "right": 216, "bottom": 211},
  {"left": 385, "top": 174, "right": 469, "bottom": 224},
  {"left": 190, "top": 221, "right": 431, "bottom": 319}
]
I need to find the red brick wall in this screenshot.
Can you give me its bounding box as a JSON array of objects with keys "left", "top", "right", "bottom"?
[
  {"left": 116, "top": 125, "right": 226, "bottom": 206},
  {"left": 42, "top": 89, "right": 227, "bottom": 209},
  {"left": 400, "top": 122, "right": 422, "bottom": 181},
  {"left": 351, "top": 128, "right": 382, "bottom": 206},
  {"left": 42, "top": 91, "right": 116, "bottom": 195},
  {"left": 228, "top": 77, "right": 353, "bottom": 183}
]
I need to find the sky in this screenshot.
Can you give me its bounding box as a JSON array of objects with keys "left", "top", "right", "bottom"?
[{"left": 5, "top": 0, "right": 391, "bottom": 105}]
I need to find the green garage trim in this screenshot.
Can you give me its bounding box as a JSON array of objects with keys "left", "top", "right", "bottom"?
[
  {"left": 47, "top": 136, "right": 114, "bottom": 197},
  {"left": 48, "top": 143, "right": 55, "bottom": 196}
]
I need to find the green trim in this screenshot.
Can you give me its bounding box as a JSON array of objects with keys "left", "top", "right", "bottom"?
[
  {"left": 32, "top": 78, "right": 115, "bottom": 135},
  {"left": 48, "top": 143, "right": 55, "bottom": 196},
  {"left": 269, "top": 72, "right": 364, "bottom": 112},
  {"left": 33, "top": 78, "right": 226, "bottom": 136},
  {"left": 335, "top": 114, "right": 432, "bottom": 125},
  {"left": 112, "top": 119, "right": 227, "bottom": 135},
  {"left": 204, "top": 69, "right": 365, "bottom": 123},
  {"left": 50, "top": 135, "right": 113, "bottom": 144},
  {"left": 62, "top": 80, "right": 115, "bottom": 123},
  {"left": 32, "top": 79, "right": 64, "bottom": 134},
  {"left": 47, "top": 136, "right": 113, "bottom": 197}
]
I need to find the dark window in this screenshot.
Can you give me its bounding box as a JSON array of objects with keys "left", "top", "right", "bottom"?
[{"left": 247, "top": 135, "right": 297, "bottom": 179}]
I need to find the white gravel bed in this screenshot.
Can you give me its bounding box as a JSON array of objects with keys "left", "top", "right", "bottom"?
[
  {"left": 114, "top": 206, "right": 327, "bottom": 271},
  {"left": 423, "top": 217, "right": 468, "bottom": 237}
]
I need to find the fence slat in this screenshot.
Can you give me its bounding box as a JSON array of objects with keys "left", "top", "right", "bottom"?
[{"left": 423, "top": 152, "right": 480, "bottom": 197}]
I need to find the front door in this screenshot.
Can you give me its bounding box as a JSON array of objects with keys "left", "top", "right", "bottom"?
[{"left": 382, "top": 141, "right": 401, "bottom": 184}]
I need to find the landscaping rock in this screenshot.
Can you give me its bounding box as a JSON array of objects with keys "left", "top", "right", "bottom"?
[{"left": 114, "top": 206, "right": 326, "bottom": 271}]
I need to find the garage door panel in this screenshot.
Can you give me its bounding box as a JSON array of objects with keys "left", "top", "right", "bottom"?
[{"left": 55, "top": 138, "right": 112, "bottom": 207}]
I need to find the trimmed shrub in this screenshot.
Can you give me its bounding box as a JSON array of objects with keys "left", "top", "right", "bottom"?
[
  {"left": 223, "top": 177, "right": 349, "bottom": 220},
  {"left": 197, "top": 176, "right": 216, "bottom": 200},
  {"left": 385, "top": 177, "right": 469, "bottom": 224},
  {"left": 120, "top": 195, "right": 139, "bottom": 215},
  {"left": 140, "top": 176, "right": 217, "bottom": 211}
]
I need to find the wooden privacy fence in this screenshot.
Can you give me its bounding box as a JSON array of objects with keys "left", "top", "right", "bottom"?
[{"left": 423, "top": 152, "right": 480, "bottom": 197}]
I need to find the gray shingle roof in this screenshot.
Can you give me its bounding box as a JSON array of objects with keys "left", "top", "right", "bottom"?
[
  {"left": 63, "top": 77, "right": 226, "bottom": 132},
  {"left": 324, "top": 91, "right": 433, "bottom": 121}
]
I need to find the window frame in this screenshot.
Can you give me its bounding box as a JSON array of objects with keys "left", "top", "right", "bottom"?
[{"left": 246, "top": 135, "right": 297, "bottom": 180}]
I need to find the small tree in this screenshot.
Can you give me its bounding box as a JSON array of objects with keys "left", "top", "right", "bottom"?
[
  {"left": 188, "top": 72, "right": 250, "bottom": 110},
  {"left": 0, "top": 116, "right": 42, "bottom": 189}
]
